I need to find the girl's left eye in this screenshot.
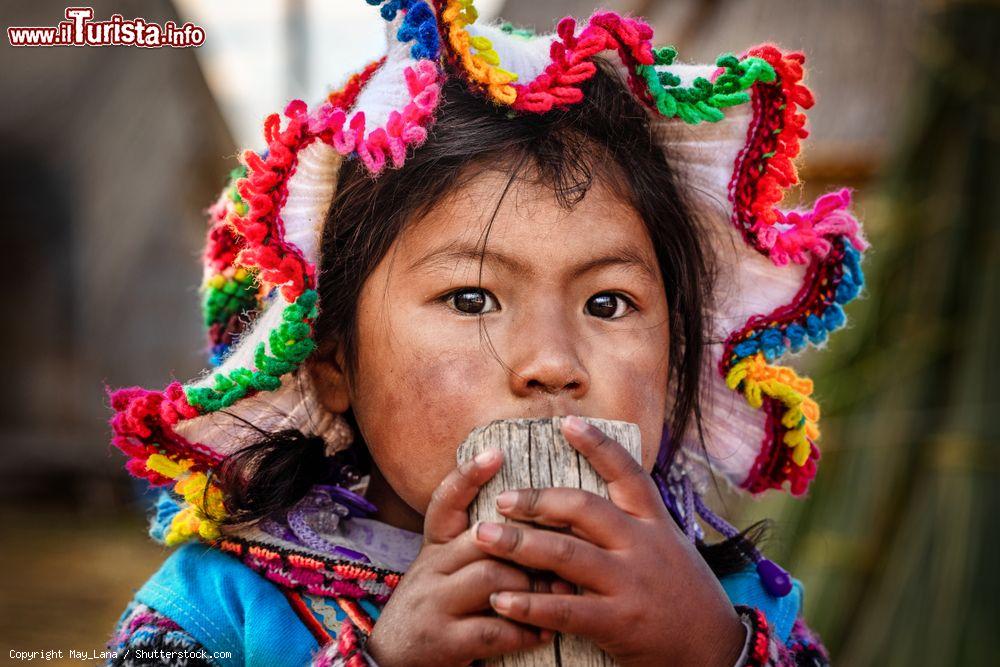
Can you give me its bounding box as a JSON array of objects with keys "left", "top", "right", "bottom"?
[
  {"left": 586, "top": 292, "right": 636, "bottom": 319},
  {"left": 442, "top": 288, "right": 500, "bottom": 315}
]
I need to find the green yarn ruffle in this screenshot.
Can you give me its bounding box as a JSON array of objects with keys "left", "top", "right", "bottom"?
[
  {"left": 638, "top": 48, "right": 776, "bottom": 124},
  {"left": 185, "top": 290, "right": 318, "bottom": 413}
]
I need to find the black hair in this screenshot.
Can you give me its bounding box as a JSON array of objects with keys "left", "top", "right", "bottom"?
[{"left": 211, "top": 57, "right": 764, "bottom": 576}]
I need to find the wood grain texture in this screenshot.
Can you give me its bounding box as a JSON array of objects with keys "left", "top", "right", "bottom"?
[{"left": 456, "top": 417, "right": 642, "bottom": 667}]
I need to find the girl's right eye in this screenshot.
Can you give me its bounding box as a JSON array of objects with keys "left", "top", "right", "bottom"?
[{"left": 442, "top": 288, "right": 500, "bottom": 315}]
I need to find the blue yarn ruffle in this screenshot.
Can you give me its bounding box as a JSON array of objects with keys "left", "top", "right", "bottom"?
[
  {"left": 148, "top": 490, "right": 183, "bottom": 545},
  {"left": 729, "top": 234, "right": 866, "bottom": 365},
  {"left": 369, "top": 0, "right": 440, "bottom": 60}
]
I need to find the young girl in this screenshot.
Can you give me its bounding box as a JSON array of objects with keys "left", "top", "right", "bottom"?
[{"left": 106, "top": 3, "right": 866, "bottom": 666}]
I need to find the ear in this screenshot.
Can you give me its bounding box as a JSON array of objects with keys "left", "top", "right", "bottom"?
[{"left": 306, "top": 350, "right": 351, "bottom": 415}]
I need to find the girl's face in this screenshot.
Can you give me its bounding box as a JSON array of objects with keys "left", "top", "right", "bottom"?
[{"left": 322, "top": 167, "right": 670, "bottom": 518}]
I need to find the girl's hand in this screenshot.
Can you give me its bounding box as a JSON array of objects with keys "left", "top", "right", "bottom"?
[
  {"left": 366, "top": 449, "right": 562, "bottom": 667},
  {"left": 472, "top": 416, "right": 747, "bottom": 667}
]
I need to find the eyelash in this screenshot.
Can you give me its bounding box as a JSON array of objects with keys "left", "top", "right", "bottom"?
[{"left": 439, "top": 288, "right": 639, "bottom": 319}]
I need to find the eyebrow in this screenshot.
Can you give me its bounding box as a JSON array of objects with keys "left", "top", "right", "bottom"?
[{"left": 408, "top": 241, "right": 659, "bottom": 282}]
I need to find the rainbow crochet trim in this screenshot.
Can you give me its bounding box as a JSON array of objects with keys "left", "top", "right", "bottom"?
[
  {"left": 110, "top": 1, "right": 444, "bottom": 545},
  {"left": 439, "top": 3, "right": 657, "bottom": 112},
  {"left": 716, "top": 46, "right": 868, "bottom": 494},
  {"left": 108, "top": 1, "right": 870, "bottom": 550}
]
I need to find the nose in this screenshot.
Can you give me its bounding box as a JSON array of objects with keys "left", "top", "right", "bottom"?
[{"left": 507, "top": 313, "right": 590, "bottom": 400}]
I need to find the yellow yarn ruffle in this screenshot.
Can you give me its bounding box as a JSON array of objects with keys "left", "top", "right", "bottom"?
[
  {"left": 725, "top": 353, "right": 820, "bottom": 466},
  {"left": 440, "top": 0, "right": 518, "bottom": 105},
  {"left": 146, "top": 453, "right": 225, "bottom": 547},
  {"left": 205, "top": 266, "right": 251, "bottom": 291}
]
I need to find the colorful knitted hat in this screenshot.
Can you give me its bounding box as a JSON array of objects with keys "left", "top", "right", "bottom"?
[{"left": 109, "top": 0, "right": 868, "bottom": 549}]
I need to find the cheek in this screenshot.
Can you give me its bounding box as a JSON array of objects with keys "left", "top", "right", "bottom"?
[
  {"left": 352, "top": 342, "right": 494, "bottom": 514},
  {"left": 594, "top": 324, "right": 670, "bottom": 472}
]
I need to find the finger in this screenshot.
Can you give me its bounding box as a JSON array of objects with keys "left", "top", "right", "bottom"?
[
  {"left": 447, "top": 616, "right": 554, "bottom": 662},
  {"left": 561, "top": 416, "right": 662, "bottom": 517},
  {"left": 425, "top": 448, "right": 503, "bottom": 544},
  {"left": 530, "top": 575, "right": 575, "bottom": 595},
  {"left": 473, "top": 522, "right": 615, "bottom": 593},
  {"left": 431, "top": 525, "right": 495, "bottom": 574},
  {"left": 489, "top": 591, "right": 608, "bottom": 638},
  {"left": 495, "top": 487, "right": 634, "bottom": 549},
  {"left": 442, "top": 559, "right": 573, "bottom": 614},
  {"left": 434, "top": 520, "right": 568, "bottom": 575}
]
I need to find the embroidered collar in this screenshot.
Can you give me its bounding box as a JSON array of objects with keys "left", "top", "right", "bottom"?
[{"left": 150, "top": 486, "right": 420, "bottom": 602}]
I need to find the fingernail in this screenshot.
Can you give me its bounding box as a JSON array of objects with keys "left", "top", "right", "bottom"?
[
  {"left": 475, "top": 449, "right": 498, "bottom": 465},
  {"left": 490, "top": 592, "right": 512, "bottom": 612},
  {"left": 496, "top": 491, "right": 517, "bottom": 511},
  {"left": 563, "top": 415, "right": 588, "bottom": 437},
  {"left": 476, "top": 522, "right": 502, "bottom": 543}
]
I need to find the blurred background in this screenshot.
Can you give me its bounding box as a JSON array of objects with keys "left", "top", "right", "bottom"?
[{"left": 1, "top": 0, "right": 996, "bottom": 664}]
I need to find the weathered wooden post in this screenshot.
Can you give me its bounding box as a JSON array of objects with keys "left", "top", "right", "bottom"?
[{"left": 456, "top": 416, "right": 642, "bottom": 667}]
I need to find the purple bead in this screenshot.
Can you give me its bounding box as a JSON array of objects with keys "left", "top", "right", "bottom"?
[
  {"left": 314, "top": 484, "right": 379, "bottom": 517},
  {"left": 332, "top": 545, "right": 371, "bottom": 563},
  {"left": 757, "top": 558, "right": 793, "bottom": 598}
]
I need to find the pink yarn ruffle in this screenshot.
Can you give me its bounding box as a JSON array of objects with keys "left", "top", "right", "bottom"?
[{"left": 763, "top": 188, "right": 870, "bottom": 266}]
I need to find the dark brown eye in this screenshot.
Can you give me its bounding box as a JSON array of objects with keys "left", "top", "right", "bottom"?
[
  {"left": 445, "top": 288, "right": 499, "bottom": 315},
  {"left": 586, "top": 293, "right": 632, "bottom": 319}
]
